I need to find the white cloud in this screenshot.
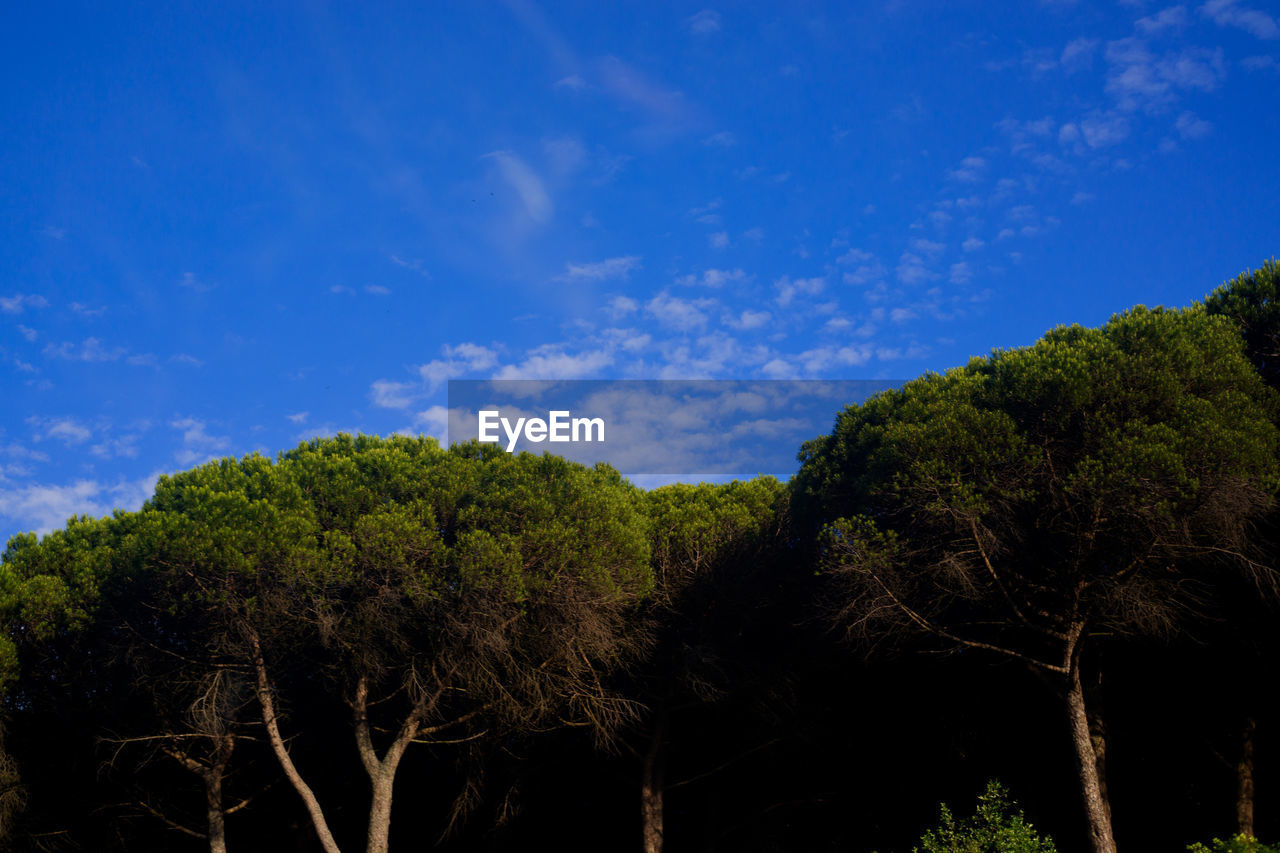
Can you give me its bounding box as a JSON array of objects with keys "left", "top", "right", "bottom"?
[
  {"left": 702, "top": 131, "right": 736, "bottom": 146},
  {"left": 962, "top": 237, "right": 985, "bottom": 252},
  {"left": 178, "top": 272, "right": 214, "bottom": 292},
  {"left": 646, "top": 291, "right": 712, "bottom": 330},
  {"left": 1137, "top": 5, "right": 1190, "bottom": 34},
  {"left": 287, "top": 412, "right": 309, "bottom": 424},
  {"left": 371, "top": 343, "right": 501, "bottom": 409},
  {"left": 364, "top": 285, "right": 391, "bottom": 295},
  {"left": 389, "top": 255, "right": 432, "bottom": 278},
  {"left": 896, "top": 253, "right": 938, "bottom": 285},
  {"left": 0, "top": 293, "right": 49, "bottom": 314},
  {"left": 493, "top": 348, "right": 614, "bottom": 379},
  {"left": 796, "top": 344, "right": 873, "bottom": 374},
  {"left": 709, "top": 231, "right": 730, "bottom": 248},
  {"left": 0, "top": 473, "right": 161, "bottom": 534},
  {"left": 1175, "top": 110, "right": 1213, "bottom": 138},
  {"left": 171, "top": 417, "right": 231, "bottom": 467},
  {"left": 838, "top": 249, "right": 887, "bottom": 286},
  {"left": 0, "top": 480, "right": 106, "bottom": 534},
  {"left": 677, "top": 268, "right": 748, "bottom": 287},
  {"left": 44, "top": 337, "right": 127, "bottom": 362},
  {"left": 947, "top": 156, "right": 987, "bottom": 183},
  {"left": 486, "top": 151, "right": 553, "bottom": 224},
  {"left": 687, "top": 9, "right": 722, "bottom": 33},
  {"left": 949, "top": 262, "right": 973, "bottom": 285},
  {"left": 724, "top": 309, "right": 771, "bottom": 330},
  {"left": 774, "top": 275, "right": 825, "bottom": 307},
  {"left": 407, "top": 405, "right": 449, "bottom": 446},
  {"left": 28, "top": 416, "right": 92, "bottom": 445},
  {"left": 543, "top": 135, "right": 586, "bottom": 176},
  {"left": 419, "top": 343, "right": 500, "bottom": 390},
  {"left": 1080, "top": 113, "right": 1131, "bottom": 147},
  {"left": 1062, "top": 37, "right": 1100, "bottom": 71},
  {"left": 1104, "top": 39, "right": 1226, "bottom": 111},
  {"left": 17, "top": 325, "right": 37, "bottom": 342},
  {"left": 606, "top": 295, "right": 639, "bottom": 319},
  {"left": 371, "top": 380, "right": 419, "bottom": 410},
  {"left": 1200, "top": 0, "right": 1280, "bottom": 39},
  {"left": 559, "top": 256, "right": 642, "bottom": 281}
]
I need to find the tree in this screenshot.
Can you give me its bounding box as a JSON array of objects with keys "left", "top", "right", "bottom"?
[
  {"left": 912, "top": 780, "right": 1057, "bottom": 853},
  {"left": 0, "top": 514, "right": 121, "bottom": 848},
  {"left": 1205, "top": 259, "right": 1280, "bottom": 387},
  {"left": 794, "top": 307, "right": 1280, "bottom": 853},
  {"left": 137, "top": 435, "right": 653, "bottom": 853},
  {"left": 633, "top": 478, "right": 788, "bottom": 853},
  {"left": 1205, "top": 257, "right": 1280, "bottom": 836}
]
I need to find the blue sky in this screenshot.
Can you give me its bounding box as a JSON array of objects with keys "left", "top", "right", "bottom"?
[{"left": 2, "top": 0, "right": 1279, "bottom": 537}]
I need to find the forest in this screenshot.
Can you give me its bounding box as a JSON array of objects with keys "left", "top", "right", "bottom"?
[{"left": 2, "top": 260, "right": 1279, "bottom": 853}]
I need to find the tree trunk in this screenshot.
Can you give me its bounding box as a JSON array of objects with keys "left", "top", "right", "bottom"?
[
  {"left": 1066, "top": 667, "right": 1117, "bottom": 853},
  {"left": 1085, "top": 671, "right": 1113, "bottom": 829},
  {"left": 354, "top": 675, "right": 426, "bottom": 853},
  {"left": 205, "top": 765, "right": 227, "bottom": 853},
  {"left": 250, "top": 632, "right": 344, "bottom": 853},
  {"left": 1237, "top": 715, "right": 1256, "bottom": 838},
  {"left": 366, "top": 772, "right": 395, "bottom": 853},
  {"left": 641, "top": 708, "right": 667, "bottom": 853}
]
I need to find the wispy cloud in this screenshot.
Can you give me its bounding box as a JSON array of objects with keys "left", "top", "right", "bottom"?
[
  {"left": 28, "top": 416, "right": 92, "bottom": 445},
  {"left": 486, "top": 151, "right": 553, "bottom": 224},
  {"left": 44, "top": 337, "right": 127, "bottom": 362},
  {"left": 171, "top": 417, "right": 231, "bottom": 466},
  {"left": 389, "top": 255, "right": 432, "bottom": 278},
  {"left": 1200, "top": 0, "right": 1280, "bottom": 39},
  {"left": 0, "top": 293, "right": 49, "bottom": 314},
  {"left": 178, "top": 272, "right": 214, "bottom": 292},
  {"left": 1175, "top": 110, "right": 1212, "bottom": 138},
  {"left": 687, "top": 9, "right": 722, "bottom": 34},
  {"left": 1137, "top": 5, "right": 1190, "bottom": 34},
  {"left": 774, "top": 275, "right": 825, "bottom": 307},
  {"left": 494, "top": 347, "right": 615, "bottom": 379},
  {"left": 0, "top": 473, "right": 161, "bottom": 534},
  {"left": 646, "top": 291, "right": 713, "bottom": 330},
  {"left": 558, "top": 256, "right": 642, "bottom": 281},
  {"left": 676, "top": 268, "right": 748, "bottom": 288}
]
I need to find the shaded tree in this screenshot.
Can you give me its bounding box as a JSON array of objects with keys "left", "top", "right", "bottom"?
[
  {"left": 633, "top": 478, "right": 788, "bottom": 853},
  {"left": 794, "top": 306, "right": 1280, "bottom": 853},
  {"left": 137, "top": 435, "right": 653, "bottom": 853},
  {"left": 1206, "top": 257, "right": 1280, "bottom": 837}
]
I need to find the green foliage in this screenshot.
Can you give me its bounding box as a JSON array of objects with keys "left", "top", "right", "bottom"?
[
  {"left": 0, "top": 514, "right": 131, "bottom": 694},
  {"left": 1205, "top": 258, "right": 1280, "bottom": 389},
  {"left": 912, "top": 781, "right": 1057, "bottom": 853},
  {"left": 800, "top": 306, "right": 1280, "bottom": 653},
  {"left": 644, "top": 477, "right": 786, "bottom": 592},
  {"left": 1189, "top": 836, "right": 1280, "bottom": 853}
]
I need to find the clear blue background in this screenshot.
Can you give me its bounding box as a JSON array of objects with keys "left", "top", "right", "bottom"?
[{"left": 3, "top": 0, "right": 1278, "bottom": 536}]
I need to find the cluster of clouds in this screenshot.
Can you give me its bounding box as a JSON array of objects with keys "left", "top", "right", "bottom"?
[{"left": 0, "top": 415, "right": 236, "bottom": 534}]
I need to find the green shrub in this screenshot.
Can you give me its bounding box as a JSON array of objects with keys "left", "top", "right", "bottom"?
[
  {"left": 911, "top": 780, "right": 1057, "bottom": 853},
  {"left": 1189, "top": 836, "right": 1280, "bottom": 853}
]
